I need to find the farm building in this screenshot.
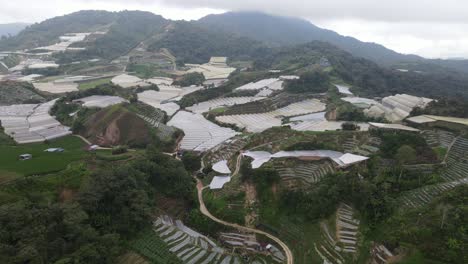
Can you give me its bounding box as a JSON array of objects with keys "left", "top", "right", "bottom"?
[
  {"left": 335, "top": 84, "right": 353, "bottom": 96},
  {"left": 243, "top": 150, "right": 369, "bottom": 169},
  {"left": 73, "top": 95, "right": 128, "bottom": 108},
  {"left": 209, "top": 176, "right": 231, "bottom": 189},
  {"left": 44, "top": 148, "right": 64, "bottom": 153},
  {"left": 216, "top": 99, "right": 326, "bottom": 132},
  {"left": 137, "top": 85, "right": 202, "bottom": 116},
  {"left": 19, "top": 154, "right": 32, "bottom": 160},
  {"left": 406, "top": 115, "right": 468, "bottom": 132},
  {"left": 186, "top": 96, "right": 265, "bottom": 114},
  {"left": 111, "top": 74, "right": 150, "bottom": 88},
  {"left": 168, "top": 111, "right": 238, "bottom": 152},
  {"left": 208, "top": 57, "right": 228, "bottom": 67},
  {"left": 364, "top": 94, "right": 433, "bottom": 122},
  {"left": 212, "top": 160, "right": 231, "bottom": 174},
  {"left": 369, "top": 122, "right": 420, "bottom": 132}
]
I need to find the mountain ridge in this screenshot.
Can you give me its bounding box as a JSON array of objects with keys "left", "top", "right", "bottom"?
[{"left": 198, "top": 11, "right": 468, "bottom": 73}]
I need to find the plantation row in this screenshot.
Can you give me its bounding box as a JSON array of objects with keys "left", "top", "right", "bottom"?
[{"left": 314, "top": 204, "right": 360, "bottom": 264}]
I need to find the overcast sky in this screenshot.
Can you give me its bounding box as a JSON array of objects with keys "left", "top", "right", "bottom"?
[{"left": 1, "top": 0, "right": 467, "bottom": 59}]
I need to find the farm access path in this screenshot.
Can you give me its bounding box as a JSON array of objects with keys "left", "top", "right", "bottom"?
[{"left": 194, "top": 153, "right": 294, "bottom": 264}]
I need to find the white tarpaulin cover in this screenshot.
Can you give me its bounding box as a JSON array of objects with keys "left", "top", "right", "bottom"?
[
  {"left": 243, "top": 150, "right": 368, "bottom": 168},
  {"left": 212, "top": 160, "right": 231, "bottom": 174},
  {"left": 210, "top": 176, "right": 231, "bottom": 189}
]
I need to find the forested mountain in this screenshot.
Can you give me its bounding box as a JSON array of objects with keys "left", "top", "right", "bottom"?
[
  {"left": 199, "top": 12, "right": 468, "bottom": 73},
  {"left": 147, "top": 21, "right": 270, "bottom": 64},
  {"left": 255, "top": 42, "right": 468, "bottom": 100},
  {"left": 0, "top": 23, "right": 29, "bottom": 38},
  {"left": 0, "top": 11, "right": 118, "bottom": 51}
]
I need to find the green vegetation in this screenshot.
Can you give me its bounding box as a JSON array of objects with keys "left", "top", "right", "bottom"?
[
  {"left": 179, "top": 70, "right": 270, "bottom": 107},
  {"left": 181, "top": 151, "right": 201, "bottom": 172},
  {"left": 284, "top": 70, "right": 330, "bottom": 93},
  {"left": 148, "top": 21, "right": 269, "bottom": 64},
  {"left": 173, "top": 72, "right": 205, "bottom": 86},
  {"left": 78, "top": 77, "right": 112, "bottom": 90},
  {"left": 0, "top": 81, "right": 45, "bottom": 105},
  {"left": 411, "top": 98, "right": 468, "bottom": 118},
  {"left": 0, "top": 136, "right": 87, "bottom": 176},
  {"left": 378, "top": 185, "right": 468, "bottom": 263},
  {"left": 130, "top": 231, "right": 181, "bottom": 264},
  {"left": 127, "top": 64, "right": 170, "bottom": 79}
]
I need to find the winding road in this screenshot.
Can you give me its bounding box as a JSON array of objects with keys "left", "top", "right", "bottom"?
[{"left": 194, "top": 153, "right": 294, "bottom": 264}]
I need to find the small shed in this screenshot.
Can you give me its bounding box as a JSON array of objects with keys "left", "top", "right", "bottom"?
[
  {"left": 44, "top": 148, "right": 64, "bottom": 153},
  {"left": 19, "top": 154, "right": 32, "bottom": 160}
]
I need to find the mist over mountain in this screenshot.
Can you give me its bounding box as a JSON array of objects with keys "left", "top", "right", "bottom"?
[
  {"left": 198, "top": 12, "right": 468, "bottom": 73},
  {"left": 0, "top": 23, "right": 30, "bottom": 38}
]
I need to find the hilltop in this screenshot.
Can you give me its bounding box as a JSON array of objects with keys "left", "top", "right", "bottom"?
[
  {"left": 199, "top": 11, "right": 468, "bottom": 74},
  {"left": 79, "top": 105, "right": 153, "bottom": 148}
]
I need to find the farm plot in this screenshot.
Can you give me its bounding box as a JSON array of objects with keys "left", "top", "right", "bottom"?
[
  {"left": 290, "top": 120, "right": 370, "bottom": 132},
  {"left": 235, "top": 78, "right": 283, "bottom": 91},
  {"left": 0, "top": 99, "right": 71, "bottom": 144},
  {"left": 421, "top": 129, "right": 456, "bottom": 148},
  {"left": 138, "top": 86, "right": 203, "bottom": 116},
  {"left": 152, "top": 215, "right": 245, "bottom": 264},
  {"left": 34, "top": 32, "right": 94, "bottom": 52},
  {"left": 442, "top": 136, "right": 468, "bottom": 181},
  {"left": 219, "top": 232, "right": 285, "bottom": 263},
  {"left": 33, "top": 82, "right": 78, "bottom": 93},
  {"left": 186, "top": 97, "right": 265, "bottom": 114},
  {"left": 398, "top": 178, "right": 468, "bottom": 209},
  {"left": 168, "top": 111, "right": 238, "bottom": 152},
  {"left": 204, "top": 136, "right": 248, "bottom": 165},
  {"left": 314, "top": 203, "right": 361, "bottom": 264},
  {"left": 73, "top": 95, "right": 128, "bottom": 108},
  {"left": 274, "top": 160, "right": 335, "bottom": 189},
  {"left": 112, "top": 74, "right": 150, "bottom": 88},
  {"left": 216, "top": 99, "right": 326, "bottom": 132}
]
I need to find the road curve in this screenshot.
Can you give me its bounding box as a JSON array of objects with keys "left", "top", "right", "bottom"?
[{"left": 195, "top": 179, "right": 294, "bottom": 264}]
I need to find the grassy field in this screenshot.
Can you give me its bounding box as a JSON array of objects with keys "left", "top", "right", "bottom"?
[
  {"left": 0, "top": 136, "right": 88, "bottom": 178},
  {"left": 78, "top": 77, "right": 112, "bottom": 90}
]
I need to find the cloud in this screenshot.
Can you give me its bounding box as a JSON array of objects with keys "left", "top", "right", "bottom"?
[{"left": 153, "top": 0, "right": 468, "bottom": 23}]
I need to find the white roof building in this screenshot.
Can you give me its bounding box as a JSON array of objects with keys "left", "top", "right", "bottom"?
[
  {"left": 212, "top": 160, "right": 231, "bottom": 174},
  {"left": 209, "top": 176, "right": 231, "bottom": 189}
]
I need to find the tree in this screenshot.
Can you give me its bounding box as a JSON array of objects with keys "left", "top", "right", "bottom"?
[
  {"left": 396, "top": 145, "right": 417, "bottom": 165},
  {"left": 181, "top": 151, "right": 201, "bottom": 172},
  {"left": 78, "top": 165, "right": 152, "bottom": 236},
  {"left": 284, "top": 70, "right": 330, "bottom": 93}
]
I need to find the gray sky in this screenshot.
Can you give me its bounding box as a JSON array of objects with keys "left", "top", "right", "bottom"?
[{"left": 0, "top": 0, "right": 467, "bottom": 58}]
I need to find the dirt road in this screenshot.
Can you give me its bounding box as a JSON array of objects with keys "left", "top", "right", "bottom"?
[{"left": 195, "top": 178, "right": 294, "bottom": 264}]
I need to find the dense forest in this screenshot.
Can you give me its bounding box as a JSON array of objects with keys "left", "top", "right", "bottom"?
[{"left": 0, "top": 145, "right": 194, "bottom": 263}]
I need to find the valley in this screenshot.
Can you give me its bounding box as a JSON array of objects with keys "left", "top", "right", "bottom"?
[{"left": 0, "top": 9, "right": 467, "bottom": 264}]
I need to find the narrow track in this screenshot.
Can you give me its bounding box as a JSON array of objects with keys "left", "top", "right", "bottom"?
[{"left": 193, "top": 153, "right": 294, "bottom": 264}]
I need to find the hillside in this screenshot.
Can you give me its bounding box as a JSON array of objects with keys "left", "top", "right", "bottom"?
[
  {"left": 0, "top": 81, "right": 45, "bottom": 105},
  {"left": 199, "top": 12, "right": 468, "bottom": 74},
  {"left": 80, "top": 105, "right": 153, "bottom": 147},
  {"left": 147, "top": 21, "right": 269, "bottom": 64},
  {"left": 0, "top": 11, "right": 117, "bottom": 51},
  {"left": 255, "top": 42, "right": 468, "bottom": 100},
  {"left": 0, "top": 23, "right": 29, "bottom": 38}
]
